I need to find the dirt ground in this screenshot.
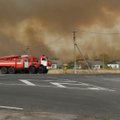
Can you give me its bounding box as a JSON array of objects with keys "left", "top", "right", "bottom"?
[{"left": 0, "top": 110, "right": 113, "bottom": 120}]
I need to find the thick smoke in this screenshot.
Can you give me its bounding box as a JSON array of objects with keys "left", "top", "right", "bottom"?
[{"left": 0, "top": 0, "right": 120, "bottom": 61}]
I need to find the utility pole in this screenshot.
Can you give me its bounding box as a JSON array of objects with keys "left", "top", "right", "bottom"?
[
  {"left": 103, "top": 55, "right": 105, "bottom": 69},
  {"left": 72, "top": 31, "right": 93, "bottom": 74},
  {"left": 73, "top": 31, "right": 77, "bottom": 74}
]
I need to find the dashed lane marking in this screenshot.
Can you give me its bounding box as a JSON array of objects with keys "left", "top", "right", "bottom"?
[
  {"left": 50, "top": 82, "right": 66, "bottom": 88},
  {"left": 0, "top": 105, "right": 23, "bottom": 110},
  {"left": 19, "top": 79, "right": 36, "bottom": 86}
]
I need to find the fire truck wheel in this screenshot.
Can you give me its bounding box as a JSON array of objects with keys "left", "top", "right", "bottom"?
[
  {"left": 39, "top": 65, "right": 48, "bottom": 74},
  {"left": 1, "top": 67, "right": 8, "bottom": 74},
  {"left": 8, "top": 67, "right": 15, "bottom": 74},
  {"left": 44, "top": 68, "right": 48, "bottom": 74},
  {"left": 29, "top": 66, "right": 36, "bottom": 74},
  {"left": 39, "top": 66, "right": 45, "bottom": 74}
]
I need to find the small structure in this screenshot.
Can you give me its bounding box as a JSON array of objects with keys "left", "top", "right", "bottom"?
[
  {"left": 51, "top": 59, "right": 62, "bottom": 69},
  {"left": 88, "top": 60, "right": 103, "bottom": 70},
  {"left": 78, "top": 60, "right": 103, "bottom": 70},
  {"left": 107, "top": 61, "right": 120, "bottom": 69}
]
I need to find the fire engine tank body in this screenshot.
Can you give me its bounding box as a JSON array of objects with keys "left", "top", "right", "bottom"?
[{"left": 0, "top": 55, "right": 52, "bottom": 74}]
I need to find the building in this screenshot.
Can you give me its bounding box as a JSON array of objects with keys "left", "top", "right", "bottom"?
[
  {"left": 77, "top": 60, "right": 103, "bottom": 70},
  {"left": 88, "top": 60, "right": 103, "bottom": 70},
  {"left": 51, "top": 59, "right": 62, "bottom": 69},
  {"left": 107, "top": 61, "right": 120, "bottom": 69}
]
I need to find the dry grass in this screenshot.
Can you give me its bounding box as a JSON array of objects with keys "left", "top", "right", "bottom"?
[{"left": 48, "top": 69, "right": 120, "bottom": 74}]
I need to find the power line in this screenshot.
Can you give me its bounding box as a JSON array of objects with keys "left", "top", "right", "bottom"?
[
  {"left": 79, "top": 30, "right": 120, "bottom": 35},
  {"left": 46, "top": 32, "right": 71, "bottom": 44}
]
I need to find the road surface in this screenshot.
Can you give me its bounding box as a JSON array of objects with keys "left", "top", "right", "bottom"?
[{"left": 0, "top": 74, "right": 120, "bottom": 119}]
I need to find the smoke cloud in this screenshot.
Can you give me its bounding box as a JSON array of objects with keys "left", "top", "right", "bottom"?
[{"left": 0, "top": 0, "right": 120, "bottom": 61}]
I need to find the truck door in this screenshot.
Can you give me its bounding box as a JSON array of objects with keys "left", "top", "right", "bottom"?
[
  {"left": 41, "top": 58, "right": 47, "bottom": 66},
  {"left": 24, "top": 59, "right": 29, "bottom": 68}
]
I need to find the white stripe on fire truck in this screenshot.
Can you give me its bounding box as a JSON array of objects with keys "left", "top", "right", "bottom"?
[
  {"left": 19, "top": 79, "right": 36, "bottom": 86},
  {"left": 0, "top": 63, "right": 22, "bottom": 64}
]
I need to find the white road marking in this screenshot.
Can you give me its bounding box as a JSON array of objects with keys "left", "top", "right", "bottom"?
[
  {"left": 78, "top": 82, "right": 115, "bottom": 91},
  {"left": 28, "top": 79, "right": 54, "bottom": 82},
  {"left": 89, "top": 87, "right": 115, "bottom": 92},
  {"left": 61, "top": 83, "right": 89, "bottom": 86},
  {"left": 0, "top": 105, "right": 23, "bottom": 110},
  {"left": 45, "top": 76, "right": 74, "bottom": 81},
  {"left": 66, "top": 80, "right": 76, "bottom": 82},
  {"left": 50, "top": 82, "right": 66, "bottom": 88},
  {"left": 87, "top": 87, "right": 103, "bottom": 90},
  {"left": 19, "top": 79, "right": 36, "bottom": 86},
  {"left": 0, "top": 78, "right": 115, "bottom": 92},
  {"left": 50, "top": 82, "right": 115, "bottom": 91},
  {"left": 0, "top": 83, "right": 24, "bottom": 86}
]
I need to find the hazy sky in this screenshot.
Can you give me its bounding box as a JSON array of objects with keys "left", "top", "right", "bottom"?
[{"left": 0, "top": 0, "right": 120, "bottom": 61}]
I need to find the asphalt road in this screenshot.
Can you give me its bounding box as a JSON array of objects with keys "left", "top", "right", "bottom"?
[{"left": 0, "top": 74, "right": 120, "bottom": 119}]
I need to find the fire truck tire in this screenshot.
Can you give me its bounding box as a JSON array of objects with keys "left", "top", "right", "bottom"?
[
  {"left": 8, "top": 67, "right": 15, "bottom": 74},
  {"left": 39, "top": 66, "right": 48, "bottom": 74},
  {"left": 39, "top": 65, "right": 45, "bottom": 74},
  {"left": 44, "top": 67, "right": 48, "bottom": 74},
  {"left": 1, "top": 67, "right": 8, "bottom": 74},
  {"left": 29, "top": 66, "right": 36, "bottom": 74}
]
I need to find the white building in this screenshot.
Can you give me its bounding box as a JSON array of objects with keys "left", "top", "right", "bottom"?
[{"left": 107, "top": 61, "right": 120, "bottom": 69}]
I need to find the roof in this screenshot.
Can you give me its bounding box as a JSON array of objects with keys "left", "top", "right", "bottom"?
[
  {"left": 107, "top": 60, "right": 120, "bottom": 64},
  {"left": 51, "top": 60, "right": 62, "bottom": 66},
  {"left": 87, "top": 60, "right": 103, "bottom": 66},
  {"left": 78, "top": 60, "right": 103, "bottom": 66}
]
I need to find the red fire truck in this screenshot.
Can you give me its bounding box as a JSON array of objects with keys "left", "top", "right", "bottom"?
[{"left": 0, "top": 55, "right": 52, "bottom": 74}]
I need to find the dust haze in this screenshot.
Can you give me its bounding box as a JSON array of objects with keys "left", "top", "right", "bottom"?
[{"left": 0, "top": 0, "right": 120, "bottom": 61}]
